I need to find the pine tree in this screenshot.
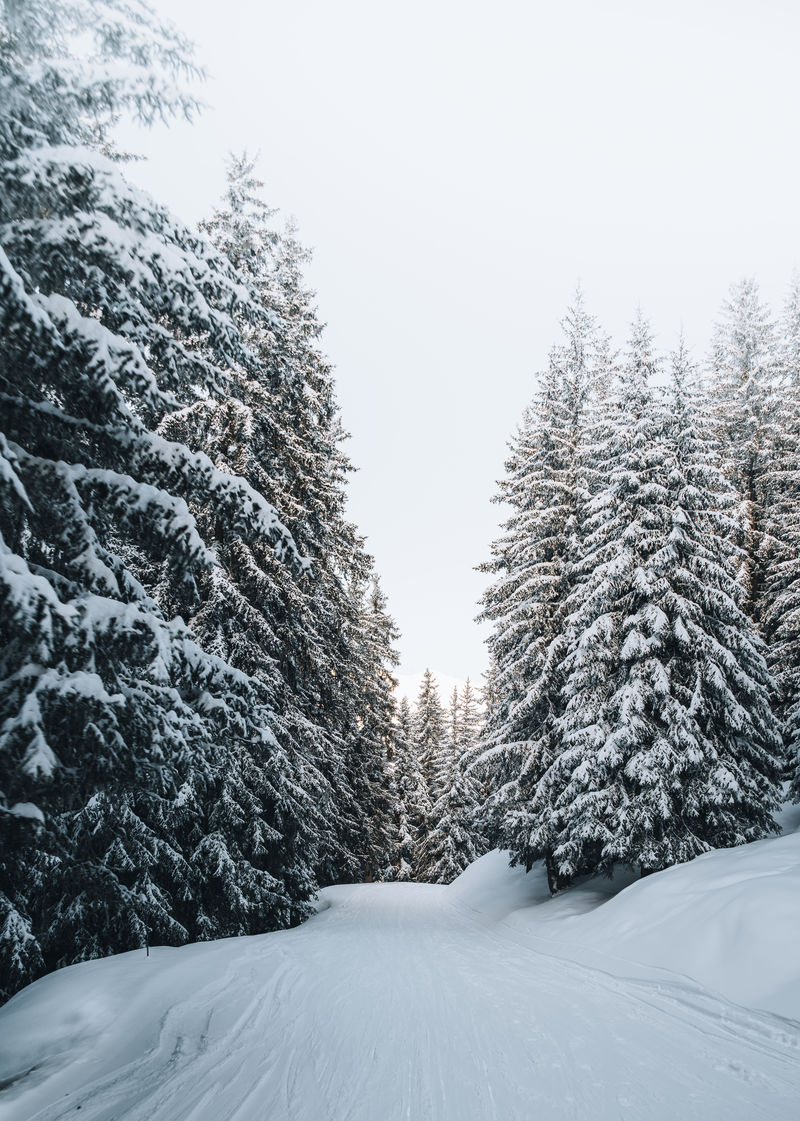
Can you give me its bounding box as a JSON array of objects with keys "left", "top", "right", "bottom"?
[
  {"left": 708, "top": 278, "right": 781, "bottom": 620},
  {"left": 457, "top": 679, "right": 481, "bottom": 757},
  {"left": 762, "top": 275, "right": 800, "bottom": 793},
  {"left": 478, "top": 660, "right": 501, "bottom": 722},
  {"left": 173, "top": 154, "right": 398, "bottom": 887},
  {"left": 418, "top": 681, "right": 484, "bottom": 884},
  {"left": 445, "top": 686, "right": 460, "bottom": 776},
  {"left": 476, "top": 290, "right": 605, "bottom": 863},
  {"left": 389, "top": 696, "right": 419, "bottom": 881},
  {"left": 165, "top": 153, "right": 340, "bottom": 845},
  {"left": 530, "top": 322, "right": 782, "bottom": 887},
  {"left": 709, "top": 277, "right": 800, "bottom": 797},
  {"left": 414, "top": 669, "right": 446, "bottom": 812},
  {"left": 417, "top": 754, "right": 483, "bottom": 884},
  {"left": 0, "top": 0, "right": 318, "bottom": 1000},
  {"left": 344, "top": 573, "right": 400, "bottom": 880}
]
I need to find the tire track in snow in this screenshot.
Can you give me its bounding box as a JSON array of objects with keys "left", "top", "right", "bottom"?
[{"left": 5, "top": 882, "right": 799, "bottom": 1121}]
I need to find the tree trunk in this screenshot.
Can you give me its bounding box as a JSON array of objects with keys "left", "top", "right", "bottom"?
[{"left": 545, "top": 852, "right": 559, "bottom": 895}]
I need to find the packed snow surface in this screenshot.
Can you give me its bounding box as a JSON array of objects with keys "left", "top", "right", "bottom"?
[{"left": 1, "top": 829, "right": 799, "bottom": 1121}]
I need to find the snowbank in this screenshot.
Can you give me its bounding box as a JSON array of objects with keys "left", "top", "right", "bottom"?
[
  {"left": 450, "top": 808, "right": 800, "bottom": 1020},
  {"left": 0, "top": 937, "right": 258, "bottom": 1102}
]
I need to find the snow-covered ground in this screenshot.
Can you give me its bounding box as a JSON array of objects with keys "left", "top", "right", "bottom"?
[
  {"left": 1, "top": 815, "right": 799, "bottom": 1121},
  {"left": 453, "top": 798, "right": 800, "bottom": 1021}
]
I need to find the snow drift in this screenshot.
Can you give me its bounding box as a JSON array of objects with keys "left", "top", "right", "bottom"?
[{"left": 452, "top": 802, "right": 800, "bottom": 1020}]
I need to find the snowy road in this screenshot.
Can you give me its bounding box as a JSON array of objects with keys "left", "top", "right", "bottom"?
[{"left": 2, "top": 881, "right": 799, "bottom": 1121}]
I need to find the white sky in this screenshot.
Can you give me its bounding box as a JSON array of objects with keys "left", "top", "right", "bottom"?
[{"left": 118, "top": 0, "right": 800, "bottom": 681}]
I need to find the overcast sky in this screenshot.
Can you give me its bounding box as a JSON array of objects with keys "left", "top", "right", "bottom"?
[{"left": 118, "top": 0, "right": 800, "bottom": 681}]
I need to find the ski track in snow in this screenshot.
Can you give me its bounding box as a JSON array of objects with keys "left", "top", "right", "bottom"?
[{"left": 3, "top": 883, "right": 799, "bottom": 1121}]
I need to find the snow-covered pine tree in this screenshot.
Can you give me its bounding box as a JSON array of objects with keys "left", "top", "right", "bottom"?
[
  {"left": 414, "top": 669, "right": 446, "bottom": 812},
  {"left": 396, "top": 697, "right": 416, "bottom": 756},
  {"left": 478, "top": 660, "right": 500, "bottom": 722},
  {"left": 160, "top": 156, "right": 342, "bottom": 876},
  {"left": 762, "top": 275, "right": 800, "bottom": 794},
  {"left": 710, "top": 277, "right": 800, "bottom": 793},
  {"left": 780, "top": 271, "right": 800, "bottom": 385},
  {"left": 0, "top": 0, "right": 318, "bottom": 1000},
  {"left": 708, "top": 279, "right": 781, "bottom": 622},
  {"left": 390, "top": 695, "right": 428, "bottom": 880},
  {"left": 446, "top": 686, "right": 460, "bottom": 775},
  {"left": 387, "top": 696, "right": 415, "bottom": 882},
  {"left": 418, "top": 681, "right": 484, "bottom": 884},
  {"left": 179, "top": 155, "right": 397, "bottom": 886},
  {"left": 417, "top": 755, "right": 483, "bottom": 884},
  {"left": 343, "top": 573, "right": 400, "bottom": 880},
  {"left": 529, "top": 321, "right": 782, "bottom": 888},
  {"left": 457, "top": 679, "right": 481, "bottom": 757},
  {"left": 475, "top": 290, "right": 604, "bottom": 864},
  {"left": 462, "top": 662, "right": 501, "bottom": 848}
]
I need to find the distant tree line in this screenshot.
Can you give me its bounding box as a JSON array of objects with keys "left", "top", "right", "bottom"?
[{"left": 389, "top": 671, "right": 486, "bottom": 885}]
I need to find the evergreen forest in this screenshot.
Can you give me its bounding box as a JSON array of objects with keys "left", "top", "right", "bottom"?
[{"left": 1, "top": 0, "right": 798, "bottom": 1008}]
